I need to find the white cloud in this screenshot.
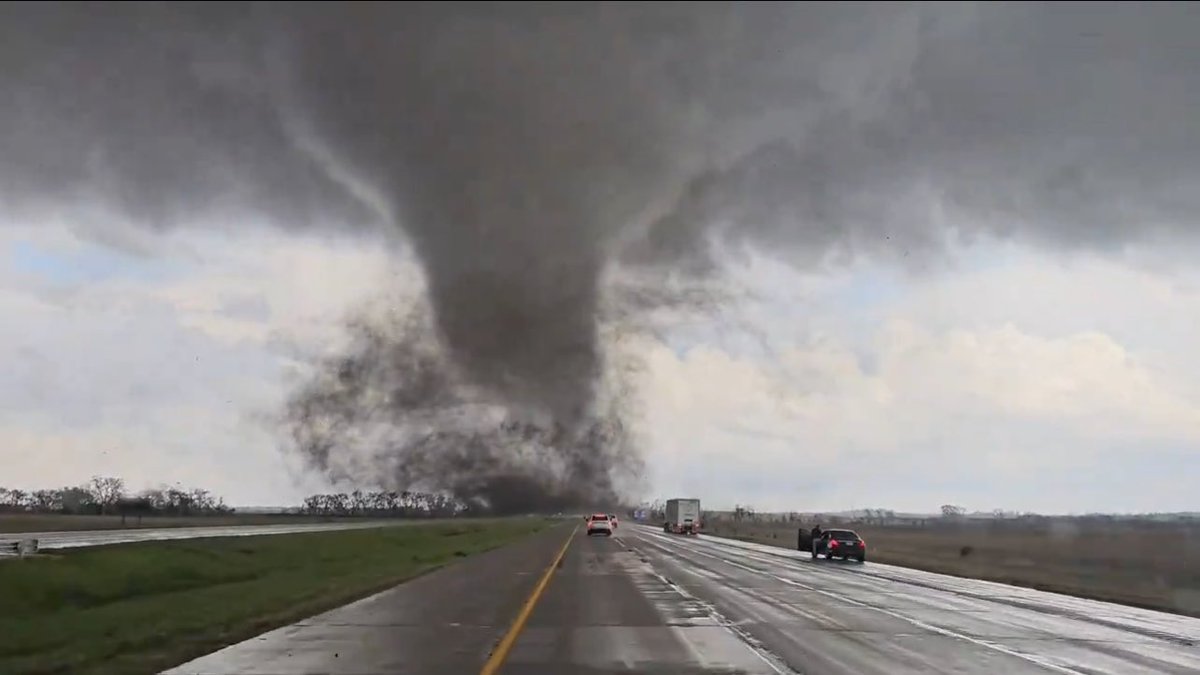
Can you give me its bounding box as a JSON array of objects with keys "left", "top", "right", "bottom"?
[
  {"left": 636, "top": 247, "right": 1200, "bottom": 514},
  {"left": 143, "top": 229, "right": 403, "bottom": 350},
  {"left": 2, "top": 223, "right": 1198, "bottom": 514},
  {"left": 0, "top": 224, "right": 401, "bottom": 505}
]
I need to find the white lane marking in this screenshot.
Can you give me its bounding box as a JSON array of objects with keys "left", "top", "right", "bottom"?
[
  {"left": 641, "top": 532, "right": 1086, "bottom": 675},
  {"left": 649, "top": 529, "right": 1200, "bottom": 649},
  {"left": 622, "top": 532, "right": 797, "bottom": 673},
  {"left": 641, "top": 560, "right": 799, "bottom": 674}
]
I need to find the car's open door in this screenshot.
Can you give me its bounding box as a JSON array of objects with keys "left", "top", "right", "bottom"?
[{"left": 797, "top": 528, "right": 812, "bottom": 552}]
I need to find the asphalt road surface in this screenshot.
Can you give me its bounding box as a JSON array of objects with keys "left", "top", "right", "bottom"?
[
  {"left": 0, "top": 521, "right": 405, "bottom": 550},
  {"left": 163, "top": 523, "right": 1200, "bottom": 674},
  {"left": 577, "top": 526, "right": 1200, "bottom": 674}
]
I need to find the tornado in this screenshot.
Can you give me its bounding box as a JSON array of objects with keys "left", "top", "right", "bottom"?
[{"left": 2, "top": 2, "right": 1197, "bottom": 512}]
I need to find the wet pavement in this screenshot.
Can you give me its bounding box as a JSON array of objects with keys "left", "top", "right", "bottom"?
[
  {"left": 162, "top": 524, "right": 573, "bottom": 675},
  {"left": 161, "top": 523, "right": 1200, "bottom": 674},
  {"left": 499, "top": 527, "right": 793, "bottom": 674},
  {"left": 0, "top": 521, "right": 410, "bottom": 550},
  {"left": 619, "top": 526, "right": 1200, "bottom": 674}
]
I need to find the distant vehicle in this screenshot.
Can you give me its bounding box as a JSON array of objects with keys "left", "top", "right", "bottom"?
[
  {"left": 586, "top": 513, "right": 613, "bottom": 536},
  {"left": 800, "top": 528, "right": 866, "bottom": 562},
  {"left": 608, "top": 514, "right": 619, "bottom": 529},
  {"left": 663, "top": 498, "right": 701, "bottom": 535}
]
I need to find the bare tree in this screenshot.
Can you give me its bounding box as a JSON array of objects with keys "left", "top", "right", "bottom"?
[
  {"left": 31, "top": 489, "right": 58, "bottom": 511},
  {"left": 7, "top": 489, "right": 28, "bottom": 510},
  {"left": 941, "top": 504, "right": 967, "bottom": 519},
  {"left": 61, "top": 486, "right": 98, "bottom": 514},
  {"left": 90, "top": 476, "right": 126, "bottom": 514}
]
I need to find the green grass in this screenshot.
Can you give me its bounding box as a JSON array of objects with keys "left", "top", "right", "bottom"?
[{"left": 0, "top": 518, "right": 556, "bottom": 675}]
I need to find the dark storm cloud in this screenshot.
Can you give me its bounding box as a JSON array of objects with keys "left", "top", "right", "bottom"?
[
  {"left": 2, "top": 2, "right": 1197, "bottom": 510},
  {"left": 637, "top": 3, "right": 1200, "bottom": 272},
  {"left": 0, "top": 3, "right": 371, "bottom": 232},
  {"left": 261, "top": 2, "right": 808, "bottom": 509}
]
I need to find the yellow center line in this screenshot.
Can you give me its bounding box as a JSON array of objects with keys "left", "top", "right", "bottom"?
[{"left": 479, "top": 524, "right": 578, "bottom": 675}]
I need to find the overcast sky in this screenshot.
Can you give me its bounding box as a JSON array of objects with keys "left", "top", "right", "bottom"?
[
  {"left": 2, "top": 3, "right": 1198, "bottom": 513},
  {"left": 5, "top": 224, "right": 1197, "bottom": 513}
]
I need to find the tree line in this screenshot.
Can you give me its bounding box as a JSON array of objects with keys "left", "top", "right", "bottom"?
[
  {"left": 0, "top": 476, "right": 233, "bottom": 516},
  {"left": 301, "top": 490, "right": 467, "bottom": 517},
  {"left": 0, "top": 477, "right": 469, "bottom": 519}
]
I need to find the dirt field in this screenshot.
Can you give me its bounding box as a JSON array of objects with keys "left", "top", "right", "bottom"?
[
  {"left": 703, "top": 518, "right": 1200, "bottom": 618},
  {"left": 0, "top": 513, "right": 366, "bottom": 533}
]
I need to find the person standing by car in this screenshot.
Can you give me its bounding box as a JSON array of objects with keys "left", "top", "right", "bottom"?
[{"left": 810, "top": 524, "right": 823, "bottom": 556}]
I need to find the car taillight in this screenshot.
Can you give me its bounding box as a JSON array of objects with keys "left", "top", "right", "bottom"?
[{"left": 830, "top": 540, "right": 839, "bottom": 547}]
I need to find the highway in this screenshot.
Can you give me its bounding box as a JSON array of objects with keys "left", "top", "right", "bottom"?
[
  {"left": 0, "top": 521, "right": 403, "bottom": 550},
  {"left": 165, "top": 523, "right": 1200, "bottom": 674}
]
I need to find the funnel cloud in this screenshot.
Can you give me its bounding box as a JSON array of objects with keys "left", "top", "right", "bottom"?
[{"left": 2, "top": 3, "right": 1198, "bottom": 512}]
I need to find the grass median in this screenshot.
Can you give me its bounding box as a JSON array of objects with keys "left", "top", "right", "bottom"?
[{"left": 0, "top": 517, "right": 556, "bottom": 675}]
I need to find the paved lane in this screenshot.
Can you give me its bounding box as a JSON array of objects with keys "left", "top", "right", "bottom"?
[
  {"left": 3, "top": 520, "right": 435, "bottom": 550},
  {"left": 500, "top": 526, "right": 792, "bottom": 674},
  {"left": 155, "top": 521, "right": 1200, "bottom": 674},
  {"left": 623, "top": 525, "right": 1200, "bottom": 674},
  {"left": 162, "top": 524, "right": 574, "bottom": 675}
]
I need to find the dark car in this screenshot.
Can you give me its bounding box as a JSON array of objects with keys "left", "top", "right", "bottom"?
[{"left": 799, "top": 528, "right": 866, "bottom": 562}]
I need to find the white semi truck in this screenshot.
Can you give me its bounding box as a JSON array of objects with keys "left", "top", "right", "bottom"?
[{"left": 663, "top": 498, "right": 701, "bottom": 535}]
